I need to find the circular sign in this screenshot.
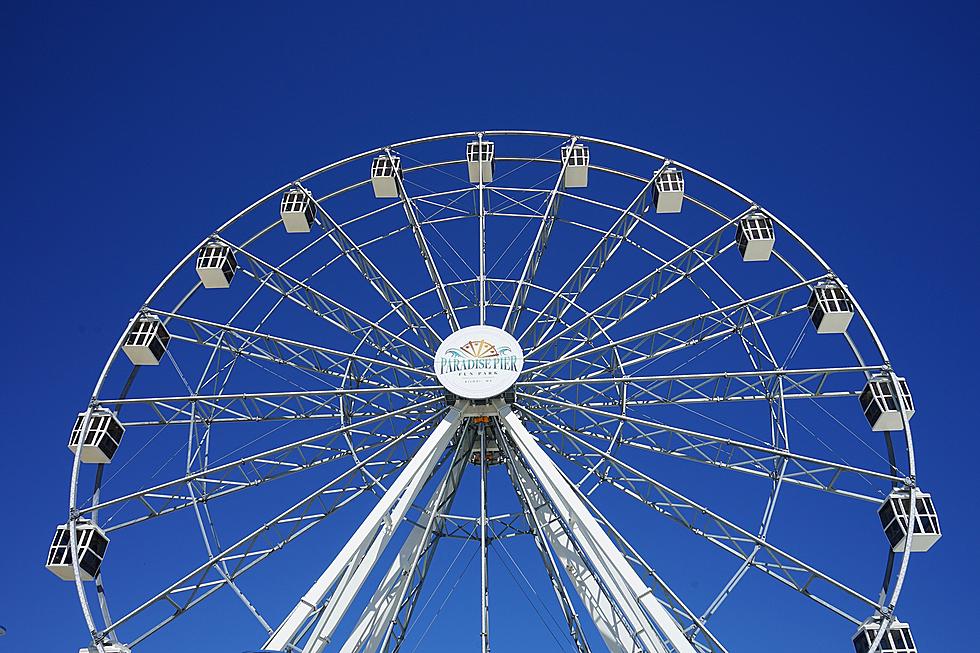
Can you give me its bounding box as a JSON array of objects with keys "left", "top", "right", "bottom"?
[{"left": 434, "top": 325, "right": 523, "bottom": 399}]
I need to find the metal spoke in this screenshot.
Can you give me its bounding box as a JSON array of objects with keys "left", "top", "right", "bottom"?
[
  {"left": 82, "top": 402, "right": 444, "bottom": 529},
  {"left": 155, "top": 309, "right": 430, "bottom": 387},
  {"left": 502, "top": 136, "right": 576, "bottom": 333},
  {"left": 528, "top": 410, "right": 881, "bottom": 623},
  {"left": 527, "top": 214, "right": 748, "bottom": 361},
  {"left": 110, "top": 386, "right": 440, "bottom": 427},
  {"left": 523, "top": 398, "right": 903, "bottom": 501},
  {"left": 390, "top": 149, "right": 461, "bottom": 332},
  {"left": 477, "top": 133, "right": 488, "bottom": 324},
  {"left": 103, "top": 432, "right": 417, "bottom": 642},
  {"left": 518, "top": 161, "right": 666, "bottom": 348},
  {"left": 216, "top": 238, "right": 431, "bottom": 367},
  {"left": 523, "top": 276, "right": 826, "bottom": 378},
  {"left": 301, "top": 187, "right": 443, "bottom": 351},
  {"left": 478, "top": 421, "right": 491, "bottom": 653}
]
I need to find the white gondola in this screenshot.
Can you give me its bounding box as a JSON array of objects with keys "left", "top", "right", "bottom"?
[
  {"left": 122, "top": 315, "right": 170, "bottom": 366},
  {"left": 807, "top": 282, "right": 854, "bottom": 334},
  {"left": 68, "top": 409, "right": 124, "bottom": 464},
  {"left": 860, "top": 375, "right": 915, "bottom": 431},
  {"left": 561, "top": 143, "right": 590, "bottom": 188},
  {"left": 853, "top": 619, "right": 917, "bottom": 653},
  {"left": 280, "top": 188, "right": 316, "bottom": 233},
  {"left": 46, "top": 521, "right": 109, "bottom": 581},
  {"left": 878, "top": 490, "right": 941, "bottom": 552},
  {"left": 371, "top": 155, "right": 402, "bottom": 198},
  {"left": 736, "top": 212, "right": 775, "bottom": 261},
  {"left": 195, "top": 241, "right": 237, "bottom": 288},
  {"left": 466, "top": 141, "right": 495, "bottom": 183},
  {"left": 653, "top": 167, "right": 684, "bottom": 213}
]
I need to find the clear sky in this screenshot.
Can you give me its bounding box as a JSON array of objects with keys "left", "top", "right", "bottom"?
[{"left": 1, "top": 1, "right": 978, "bottom": 651}]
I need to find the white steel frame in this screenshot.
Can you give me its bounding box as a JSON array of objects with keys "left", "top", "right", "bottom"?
[{"left": 62, "top": 131, "right": 926, "bottom": 653}]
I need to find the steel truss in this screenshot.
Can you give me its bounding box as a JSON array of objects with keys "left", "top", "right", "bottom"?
[
  {"left": 521, "top": 395, "right": 903, "bottom": 501},
  {"left": 108, "top": 386, "right": 441, "bottom": 427},
  {"left": 215, "top": 237, "right": 433, "bottom": 367},
  {"left": 518, "top": 160, "right": 668, "bottom": 348},
  {"left": 522, "top": 410, "right": 883, "bottom": 623},
  {"left": 64, "top": 132, "right": 923, "bottom": 653},
  {"left": 82, "top": 405, "right": 445, "bottom": 531},
  {"left": 497, "top": 400, "right": 696, "bottom": 653},
  {"left": 263, "top": 404, "right": 466, "bottom": 651}
]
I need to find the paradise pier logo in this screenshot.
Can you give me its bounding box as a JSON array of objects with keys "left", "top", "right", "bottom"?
[
  {"left": 437, "top": 339, "right": 519, "bottom": 374},
  {"left": 434, "top": 325, "right": 524, "bottom": 399}
]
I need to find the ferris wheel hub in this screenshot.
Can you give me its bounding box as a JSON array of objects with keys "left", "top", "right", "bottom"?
[{"left": 434, "top": 325, "right": 523, "bottom": 399}]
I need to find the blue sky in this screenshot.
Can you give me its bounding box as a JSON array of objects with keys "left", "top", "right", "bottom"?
[{"left": 1, "top": 2, "right": 978, "bottom": 651}]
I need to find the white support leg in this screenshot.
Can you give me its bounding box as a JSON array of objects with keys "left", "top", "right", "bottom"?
[
  {"left": 264, "top": 403, "right": 466, "bottom": 652},
  {"left": 507, "top": 445, "right": 635, "bottom": 653},
  {"left": 338, "top": 525, "right": 427, "bottom": 653},
  {"left": 339, "top": 431, "right": 470, "bottom": 653},
  {"left": 495, "top": 400, "right": 695, "bottom": 653}
]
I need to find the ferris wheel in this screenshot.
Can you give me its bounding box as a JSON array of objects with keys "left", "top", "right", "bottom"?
[{"left": 52, "top": 131, "right": 940, "bottom": 653}]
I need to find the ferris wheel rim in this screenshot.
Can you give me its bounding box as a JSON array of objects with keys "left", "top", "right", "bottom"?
[{"left": 64, "top": 130, "right": 921, "bottom": 652}]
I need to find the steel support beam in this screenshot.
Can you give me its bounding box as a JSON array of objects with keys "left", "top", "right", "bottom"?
[
  {"left": 83, "top": 403, "right": 443, "bottom": 530},
  {"left": 110, "top": 386, "right": 440, "bottom": 427},
  {"left": 502, "top": 137, "right": 576, "bottom": 334},
  {"left": 523, "top": 398, "right": 903, "bottom": 501},
  {"left": 522, "top": 277, "right": 826, "bottom": 380},
  {"left": 532, "top": 411, "right": 879, "bottom": 623},
  {"left": 502, "top": 431, "right": 629, "bottom": 653},
  {"left": 528, "top": 216, "right": 745, "bottom": 361},
  {"left": 519, "top": 162, "right": 664, "bottom": 348},
  {"left": 156, "top": 309, "right": 430, "bottom": 388},
  {"left": 478, "top": 422, "right": 491, "bottom": 653},
  {"left": 518, "top": 366, "right": 880, "bottom": 408},
  {"left": 390, "top": 149, "right": 461, "bottom": 332},
  {"left": 301, "top": 187, "right": 443, "bottom": 352},
  {"left": 495, "top": 399, "right": 695, "bottom": 653},
  {"left": 264, "top": 403, "right": 465, "bottom": 651},
  {"left": 216, "top": 238, "right": 431, "bottom": 367},
  {"left": 338, "top": 426, "right": 470, "bottom": 653}
]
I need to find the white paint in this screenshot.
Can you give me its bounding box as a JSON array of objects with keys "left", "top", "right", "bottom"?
[{"left": 434, "top": 325, "right": 523, "bottom": 399}]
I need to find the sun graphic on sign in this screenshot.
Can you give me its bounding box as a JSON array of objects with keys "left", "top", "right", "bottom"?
[
  {"left": 460, "top": 339, "right": 499, "bottom": 358},
  {"left": 445, "top": 339, "right": 515, "bottom": 359}
]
